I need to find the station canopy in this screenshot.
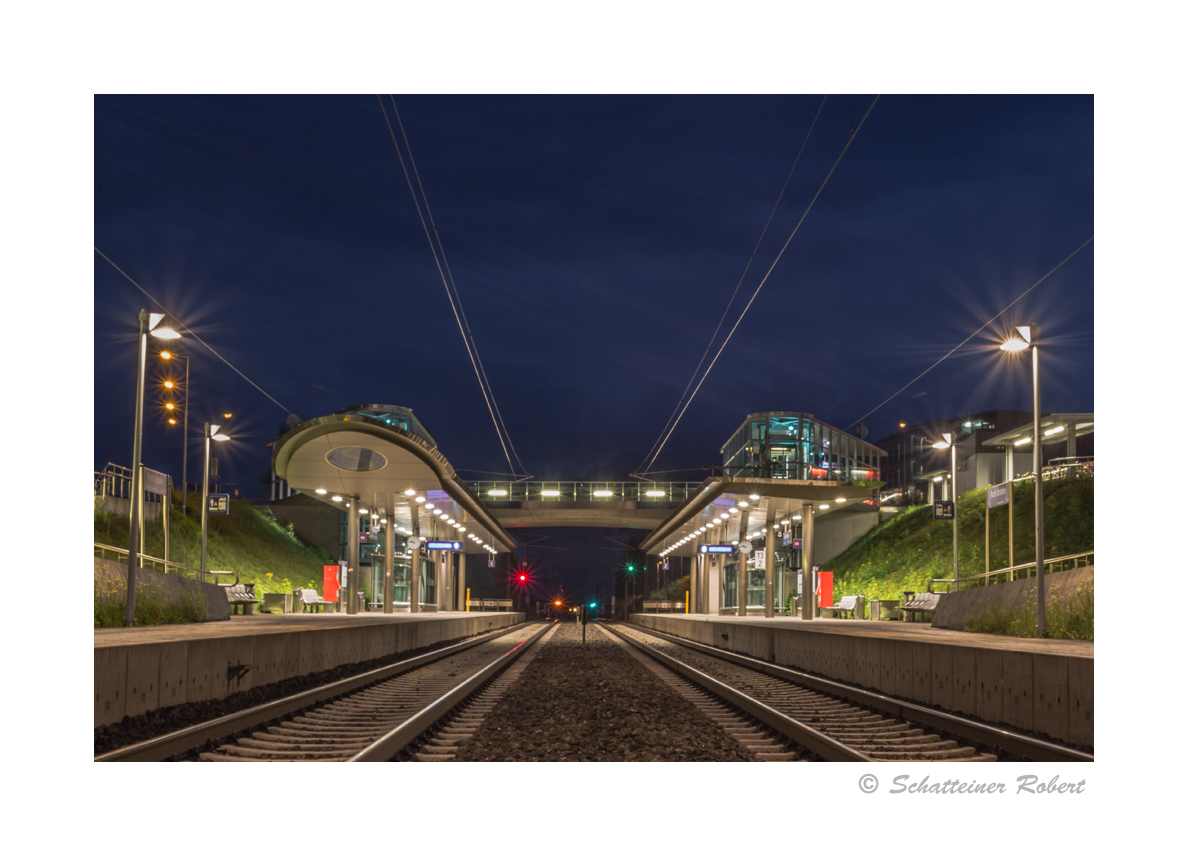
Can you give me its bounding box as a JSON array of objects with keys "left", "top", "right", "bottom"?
[
  {"left": 982, "top": 414, "right": 1094, "bottom": 449},
  {"left": 271, "top": 405, "right": 517, "bottom": 554}
]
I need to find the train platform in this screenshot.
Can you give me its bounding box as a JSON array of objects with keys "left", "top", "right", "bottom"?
[
  {"left": 629, "top": 613, "right": 1093, "bottom": 748},
  {"left": 95, "top": 609, "right": 525, "bottom": 728}
]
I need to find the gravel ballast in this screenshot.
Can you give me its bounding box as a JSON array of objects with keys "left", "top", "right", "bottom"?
[{"left": 452, "top": 621, "right": 754, "bottom": 762}]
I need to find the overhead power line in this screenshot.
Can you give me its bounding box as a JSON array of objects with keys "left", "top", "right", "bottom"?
[
  {"left": 636, "top": 96, "right": 830, "bottom": 479},
  {"left": 638, "top": 95, "right": 880, "bottom": 477},
  {"left": 376, "top": 95, "right": 530, "bottom": 481},
  {"left": 845, "top": 236, "right": 1095, "bottom": 430},
  {"left": 94, "top": 246, "right": 293, "bottom": 415}
]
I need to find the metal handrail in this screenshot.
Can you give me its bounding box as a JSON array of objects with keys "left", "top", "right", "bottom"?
[
  {"left": 93, "top": 542, "right": 238, "bottom": 586},
  {"left": 933, "top": 550, "right": 1094, "bottom": 592}
]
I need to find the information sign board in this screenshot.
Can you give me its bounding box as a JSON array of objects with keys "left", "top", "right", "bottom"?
[
  {"left": 698, "top": 544, "right": 734, "bottom": 554},
  {"left": 426, "top": 540, "right": 462, "bottom": 551},
  {"left": 987, "top": 482, "right": 1011, "bottom": 509},
  {"left": 933, "top": 501, "right": 955, "bottom": 520},
  {"left": 207, "top": 493, "right": 230, "bottom": 514}
]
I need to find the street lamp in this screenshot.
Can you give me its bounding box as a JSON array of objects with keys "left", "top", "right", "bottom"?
[
  {"left": 1001, "top": 324, "right": 1045, "bottom": 636},
  {"left": 932, "top": 432, "right": 959, "bottom": 592},
  {"left": 126, "top": 310, "right": 180, "bottom": 625},
  {"left": 160, "top": 351, "right": 190, "bottom": 516},
  {"left": 200, "top": 422, "right": 231, "bottom": 578}
]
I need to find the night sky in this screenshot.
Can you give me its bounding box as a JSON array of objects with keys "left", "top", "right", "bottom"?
[{"left": 94, "top": 95, "right": 1093, "bottom": 499}]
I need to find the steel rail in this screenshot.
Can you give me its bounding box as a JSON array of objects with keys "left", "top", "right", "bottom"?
[
  {"left": 600, "top": 622, "right": 873, "bottom": 762},
  {"left": 349, "top": 622, "right": 553, "bottom": 761},
  {"left": 95, "top": 623, "right": 528, "bottom": 762},
  {"left": 625, "top": 623, "right": 1093, "bottom": 763}
]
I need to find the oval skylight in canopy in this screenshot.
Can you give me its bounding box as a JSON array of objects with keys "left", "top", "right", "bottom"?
[{"left": 326, "top": 447, "right": 388, "bottom": 472}]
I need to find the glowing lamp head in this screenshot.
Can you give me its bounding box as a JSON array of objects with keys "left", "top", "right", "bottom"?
[
  {"left": 1000, "top": 337, "right": 1028, "bottom": 352},
  {"left": 148, "top": 313, "right": 181, "bottom": 339}
]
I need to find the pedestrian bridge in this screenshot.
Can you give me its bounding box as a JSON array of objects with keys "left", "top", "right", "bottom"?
[{"left": 467, "top": 481, "right": 700, "bottom": 529}]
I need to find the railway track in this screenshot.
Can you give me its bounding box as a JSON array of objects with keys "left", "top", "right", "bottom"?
[
  {"left": 602, "top": 622, "right": 1093, "bottom": 763},
  {"left": 95, "top": 621, "right": 552, "bottom": 762}
]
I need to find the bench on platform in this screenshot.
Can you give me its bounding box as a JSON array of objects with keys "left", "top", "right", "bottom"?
[
  {"left": 901, "top": 591, "right": 941, "bottom": 622},
  {"left": 224, "top": 584, "right": 261, "bottom": 615},
  {"left": 822, "top": 595, "right": 860, "bottom": 619},
  {"left": 297, "top": 588, "right": 329, "bottom": 612}
]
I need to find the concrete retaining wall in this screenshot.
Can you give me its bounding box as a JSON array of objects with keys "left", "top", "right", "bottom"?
[
  {"left": 95, "top": 558, "right": 230, "bottom": 622},
  {"left": 931, "top": 567, "right": 1093, "bottom": 631},
  {"left": 94, "top": 612, "right": 523, "bottom": 727},
  {"left": 631, "top": 615, "right": 1092, "bottom": 748}
]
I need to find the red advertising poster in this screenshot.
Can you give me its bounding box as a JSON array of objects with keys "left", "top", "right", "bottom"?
[
  {"left": 817, "top": 571, "right": 833, "bottom": 608},
  {"left": 323, "top": 565, "right": 340, "bottom": 603}
]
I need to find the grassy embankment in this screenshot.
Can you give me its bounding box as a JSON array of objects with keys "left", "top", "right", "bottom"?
[
  {"left": 94, "top": 491, "right": 333, "bottom": 607},
  {"left": 826, "top": 473, "right": 1093, "bottom": 600},
  {"left": 825, "top": 474, "right": 1094, "bottom": 639}
]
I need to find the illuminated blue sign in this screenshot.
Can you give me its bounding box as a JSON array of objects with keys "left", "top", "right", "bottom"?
[
  {"left": 698, "top": 545, "right": 734, "bottom": 554},
  {"left": 426, "top": 540, "right": 462, "bottom": 551}
]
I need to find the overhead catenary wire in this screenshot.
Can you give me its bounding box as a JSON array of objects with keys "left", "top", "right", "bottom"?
[
  {"left": 636, "top": 96, "right": 829, "bottom": 480},
  {"left": 638, "top": 95, "right": 880, "bottom": 477},
  {"left": 376, "top": 95, "right": 529, "bottom": 481},
  {"left": 388, "top": 97, "right": 531, "bottom": 482},
  {"left": 94, "top": 246, "right": 293, "bottom": 415},
  {"left": 844, "top": 235, "right": 1095, "bottom": 431}
]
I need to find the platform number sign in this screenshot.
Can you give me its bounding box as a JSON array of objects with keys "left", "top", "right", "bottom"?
[{"left": 933, "top": 501, "right": 954, "bottom": 520}]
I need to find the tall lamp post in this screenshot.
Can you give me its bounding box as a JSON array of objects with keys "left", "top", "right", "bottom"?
[
  {"left": 126, "top": 311, "right": 180, "bottom": 625},
  {"left": 899, "top": 422, "right": 907, "bottom": 498},
  {"left": 161, "top": 351, "right": 190, "bottom": 515},
  {"left": 201, "top": 422, "right": 231, "bottom": 578},
  {"left": 932, "top": 432, "right": 959, "bottom": 592},
  {"left": 1001, "top": 324, "right": 1045, "bottom": 636}
]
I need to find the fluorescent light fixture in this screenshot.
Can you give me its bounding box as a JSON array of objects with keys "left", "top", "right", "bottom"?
[
  {"left": 332, "top": 495, "right": 342, "bottom": 502},
  {"left": 645, "top": 490, "right": 665, "bottom": 497},
  {"left": 1014, "top": 437, "right": 1033, "bottom": 446},
  {"left": 404, "top": 489, "right": 416, "bottom": 496},
  {"left": 738, "top": 501, "right": 749, "bottom": 508},
  {"left": 933, "top": 476, "right": 943, "bottom": 482},
  {"left": 593, "top": 490, "right": 613, "bottom": 497},
  {"left": 1044, "top": 426, "right": 1066, "bottom": 436},
  {"left": 835, "top": 497, "right": 846, "bottom": 503},
  {"left": 425, "top": 503, "right": 434, "bottom": 509},
  {"left": 819, "top": 504, "right": 830, "bottom": 509},
  {"left": 415, "top": 496, "right": 425, "bottom": 503},
  {"left": 541, "top": 490, "right": 560, "bottom": 497},
  {"left": 749, "top": 494, "right": 760, "bottom": 500},
  {"left": 488, "top": 489, "right": 508, "bottom": 496}
]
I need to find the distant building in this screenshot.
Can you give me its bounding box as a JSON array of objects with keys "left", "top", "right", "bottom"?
[{"left": 872, "top": 410, "right": 1094, "bottom": 503}]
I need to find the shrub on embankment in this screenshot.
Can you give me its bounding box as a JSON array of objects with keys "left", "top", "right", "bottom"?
[
  {"left": 94, "top": 492, "right": 333, "bottom": 605},
  {"left": 826, "top": 473, "right": 1093, "bottom": 609}
]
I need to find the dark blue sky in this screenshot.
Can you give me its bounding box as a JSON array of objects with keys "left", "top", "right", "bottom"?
[{"left": 94, "top": 94, "right": 1093, "bottom": 497}]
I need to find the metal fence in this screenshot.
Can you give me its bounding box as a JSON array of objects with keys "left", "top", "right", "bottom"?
[
  {"left": 94, "top": 542, "right": 238, "bottom": 586},
  {"left": 934, "top": 550, "right": 1094, "bottom": 592},
  {"left": 94, "top": 463, "right": 135, "bottom": 500}
]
